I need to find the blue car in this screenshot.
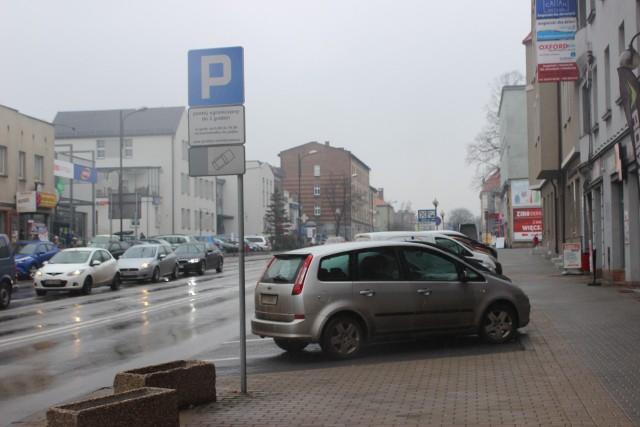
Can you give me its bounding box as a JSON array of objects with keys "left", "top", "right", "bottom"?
[{"left": 13, "top": 240, "right": 60, "bottom": 279}]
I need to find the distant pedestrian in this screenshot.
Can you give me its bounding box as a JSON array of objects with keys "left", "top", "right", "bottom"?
[{"left": 139, "top": 232, "right": 146, "bottom": 239}]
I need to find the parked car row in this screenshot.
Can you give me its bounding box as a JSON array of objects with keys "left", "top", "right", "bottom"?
[{"left": 30, "top": 241, "right": 223, "bottom": 297}]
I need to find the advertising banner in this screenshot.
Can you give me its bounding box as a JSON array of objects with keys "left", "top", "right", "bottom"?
[
  {"left": 536, "top": 0, "right": 578, "bottom": 83},
  {"left": 563, "top": 243, "right": 582, "bottom": 269},
  {"left": 537, "top": 40, "right": 578, "bottom": 82},
  {"left": 16, "top": 191, "right": 37, "bottom": 213},
  {"left": 513, "top": 207, "right": 543, "bottom": 241},
  {"left": 511, "top": 179, "right": 542, "bottom": 208},
  {"left": 617, "top": 67, "right": 640, "bottom": 196},
  {"left": 536, "top": 0, "right": 577, "bottom": 19},
  {"left": 536, "top": 17, "right": 576, "bottom": 41}
]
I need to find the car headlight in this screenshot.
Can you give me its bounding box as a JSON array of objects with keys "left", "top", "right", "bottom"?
[
  {"left": 188, "top": 258, "right": 200, "bottom": 264},
  {"left": 69, "top": 269, "right": 85, "bottom": 276},
  {"left": 140, "top": 263, "right": 151, "bottom": 269},
  {"left": 16, "top": 258, "right": 27, "bottom": 263},
  {"left": 34, "top": 270, "right": 42, "bottom": 277}
]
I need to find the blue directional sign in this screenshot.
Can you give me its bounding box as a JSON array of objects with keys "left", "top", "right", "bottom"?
[{"left": 188, "top": 47, "right": 244, "bottom": 107}]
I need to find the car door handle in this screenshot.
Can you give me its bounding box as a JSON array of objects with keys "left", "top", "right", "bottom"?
[
  {"left": 359, "top": 289, "right": 376, "bottom": 297},
  {"left": 418, "top": 289, "right": 432, "bottom": 296}
]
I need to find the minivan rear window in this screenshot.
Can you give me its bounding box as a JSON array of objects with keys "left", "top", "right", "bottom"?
[{"left": 261, "top": 255, "right": 306, "bottom": 284}]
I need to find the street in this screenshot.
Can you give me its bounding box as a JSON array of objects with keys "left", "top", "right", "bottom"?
[
  {"left": 4, "top": 248, "right": 640, "bottom": 426},
  {"left": 0, "top": 254, "right": 269, "bottom": 426}
]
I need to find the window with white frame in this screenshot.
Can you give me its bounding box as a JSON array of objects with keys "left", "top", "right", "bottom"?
[
  {"left": 314, "top": 165, "right": 320, "bottom": 177},
  {"left": 314, "top": 184, "right": 321, "bottom": 196},
  {"left": 0, "top": 146, "right": 6, "bottom": 175},
  {"left": 314, "top": 205, "right": 321, "bottom": 216},
  {"left": 124, "top": 138, "right": 133, "bottom": 157},
  {"left": 34, "top": 155, "right": 44, "bottom": 182},
  {"left": 18, "top": 151, "right": 25, "bottom": 180},
  {"left": 181, "top": 173, "right": 190, "bottom": 195},
  {"left": 96, "top": 140, "right": 105, "bottom": 158}
]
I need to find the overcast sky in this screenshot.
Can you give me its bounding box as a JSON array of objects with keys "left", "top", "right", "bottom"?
[{"left": 2, "top": 0, "right": 530, "bottom": 218}]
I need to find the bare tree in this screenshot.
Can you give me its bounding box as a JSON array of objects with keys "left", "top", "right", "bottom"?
[
  {"left": 325, "top": 176, "right": 352, "bottom": 237},
  {"left": 446, "top": 207, "right": 476, "bottom": 231},
  {"left": 466, "top": 71, "right": 524, "bottom": 188}
]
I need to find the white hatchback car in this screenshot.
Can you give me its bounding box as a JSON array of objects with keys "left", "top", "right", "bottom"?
[{"left": 33, "top": 248, "right": 121, "bottom": 296}]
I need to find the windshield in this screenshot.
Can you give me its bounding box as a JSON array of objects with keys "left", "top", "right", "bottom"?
[
  {"left": 174, "top": 243, "right": 205, "bottom": 254},
  {"left": 121, "top": 246, "right": 157, "bottom": 258},
  {"left": 14, "top": 242, "right": 37, "bottom": 255},
  {"left": 88, "top": 242, "right": 110, "bottom": 249},
  {"left": 49, "top": 251, "right": 90, "bottom": 264}
]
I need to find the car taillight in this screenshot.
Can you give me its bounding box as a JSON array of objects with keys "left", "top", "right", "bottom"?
[{"left": 292, "top": 254, "right": 313, "bottom": 295}]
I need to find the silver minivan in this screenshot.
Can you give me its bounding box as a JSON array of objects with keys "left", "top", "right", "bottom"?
[{"left": 251, "top": 241, "right": 530, "bottom": 359}]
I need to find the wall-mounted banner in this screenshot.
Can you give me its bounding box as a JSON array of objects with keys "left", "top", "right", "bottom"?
[
  {"left": 536, "top": 0, "right": 576, "bottom": 20},
  {"left": 53, "top": 159, "right": 97, "bottom": 183},
  {"left": 16, "top": 191, "right": 36, "bottom": 213},
  {"left": 536, "top": 17, "right": 576, "bottom": 41},
  {"left": 617, "top": 67, "right": 640, "bottom": 198},
  {"left": 537, "top": 40, "right": 578, "bottom": 82},
  {"left": 511, "top": 179, "right": 542, "bottom": 208},
  {"left": 513, "top": 207, "right": 543, "bottom": 241}
]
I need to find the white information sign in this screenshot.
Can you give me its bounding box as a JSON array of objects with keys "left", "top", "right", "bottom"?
[{"left": 188, "top": 105, "right": 245, "bottom": 146}]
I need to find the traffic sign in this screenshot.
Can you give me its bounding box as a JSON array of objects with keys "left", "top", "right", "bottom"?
[
  {"left": 418, "top": 210, "right": 428, "bottom": 223},
  {"left": 188, "top": 105, "right": 245, "bottom": 145},
  {"left": 188, "top": 47, "right": 244, "bottom": 107},
  {"left": 188, "top": 144, "right": 246, "bottom": 176}
]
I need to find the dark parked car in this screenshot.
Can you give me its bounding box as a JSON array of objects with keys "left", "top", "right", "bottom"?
[
  {"left": 174, "top": 242, "right": 223, "bottom": 275},
  {"left": 87, "top": 241, "right": 130, "bottom": 259},
  {"left": 0, "top": 234, "right": 16, "bottom": 309},
  {"left": 212, "top": 236, "right": 239, "bottom": 254},
  {"left": 13, "top": 240, "right": 60, "bottom": 279}
]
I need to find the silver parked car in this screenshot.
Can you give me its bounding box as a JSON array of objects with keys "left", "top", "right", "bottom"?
[
  {"left": 251, "top": 241, "right": 530, "bottom": 359},
  {"left": 117, "top": 244, "right": 179, "bottom": 282}
]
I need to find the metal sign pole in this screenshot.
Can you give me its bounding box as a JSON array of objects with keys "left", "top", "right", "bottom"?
[{"left": 238, "top": 174, "right": 247, "bottom": 393}]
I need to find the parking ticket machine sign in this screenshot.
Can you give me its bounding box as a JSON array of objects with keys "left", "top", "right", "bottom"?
[
  {"left": 188, "top": 47, "right": 244, "bottom": 107},
  {"left": 188, "top": 144, "right": 245, "bottom": 177}
]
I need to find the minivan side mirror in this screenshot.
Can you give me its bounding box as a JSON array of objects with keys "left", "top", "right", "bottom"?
[{"left": 460, "top": 269, "right": 469, "bottom": 283}]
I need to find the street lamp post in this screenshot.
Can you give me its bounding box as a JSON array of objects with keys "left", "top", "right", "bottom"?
[
  {"left": 119, "top": 107, "right": 147, "bottom": 241},
  {"left": 441, "top": 211, "right": 446, "bottom": 230},
  {"left": 432, "top": 198, "right": 439, "bottom": 230},
  {"left": 297, "top": 149, "right": 317, "bottom": 247}
]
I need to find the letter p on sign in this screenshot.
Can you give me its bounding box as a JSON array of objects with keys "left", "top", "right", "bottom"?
[{"left": 188, "top": 46, "right": 244, "bottom": 107}]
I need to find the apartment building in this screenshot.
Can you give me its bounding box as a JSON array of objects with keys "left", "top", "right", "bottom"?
[
  {"left": 279, "top": 141, "right": 374, "bottom": 241},
  {"left": 527, "top": 1, "right": 640, "bottom": 283},
  {"left": 53, "top": 107, "right": 220, "bottom": 239},
  {"left": 0, "top": 105, "right": 57, "bottom": 242}
]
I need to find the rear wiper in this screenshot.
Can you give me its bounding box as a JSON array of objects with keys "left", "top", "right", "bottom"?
[{"left": 270, "top": 275, "right": 290, "bottom": 282}]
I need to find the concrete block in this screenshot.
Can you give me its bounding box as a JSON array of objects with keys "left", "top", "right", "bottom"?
[
  {"left": 114, "top": 360, "right": 216, "bottom": 409},
  {"left": 46, "top": 387, "right": 178, "bottom": 427}
]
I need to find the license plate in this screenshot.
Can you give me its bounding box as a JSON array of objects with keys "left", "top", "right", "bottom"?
[
  {"left": 260, "top": 294, "right": 278, "bottom": 305},
  {"left": 46, "top": 280, "right": 61, "bottom": 285},
  {"left": 123, "top": 271, "right": 136, "bottom": 276}
]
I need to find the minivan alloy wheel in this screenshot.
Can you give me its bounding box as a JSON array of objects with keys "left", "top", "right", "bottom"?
[
  {"left": 320, "top": 315, "right": 364, "bottom": 359},
  {"left": 480, "top": 303, "right": 517, "bottom": 344}
]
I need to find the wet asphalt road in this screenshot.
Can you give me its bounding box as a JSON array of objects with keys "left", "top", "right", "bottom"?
[{"left": 0, "top": 255, "right": 269, "bottom": 426}]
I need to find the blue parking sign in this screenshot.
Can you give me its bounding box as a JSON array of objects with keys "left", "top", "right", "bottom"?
[{"left": 188, "top": 47, "right": 244, "bottom": 107}]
